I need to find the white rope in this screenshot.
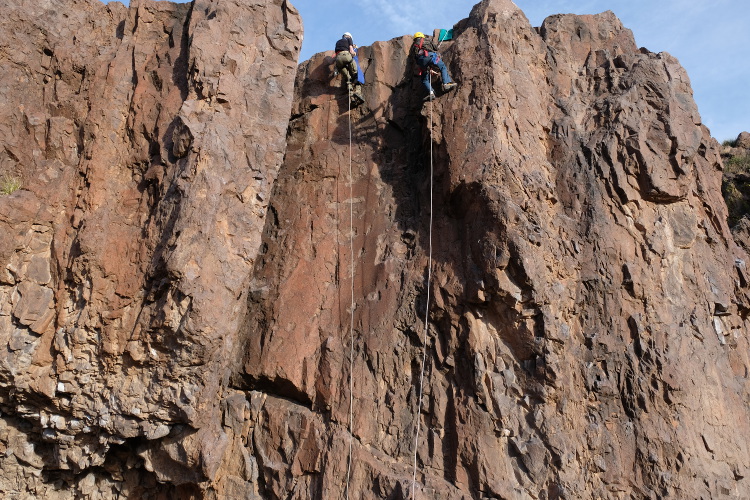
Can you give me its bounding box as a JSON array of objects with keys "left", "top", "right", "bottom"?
[
  {"left": 411, "top": 71, "right": 435, "bottom": 500},
  {"left": 345, "top": 86, "right": 356, "bottom": 500}
]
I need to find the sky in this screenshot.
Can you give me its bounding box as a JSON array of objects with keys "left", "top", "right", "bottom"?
[{"left": 104, "top": 0, "right": 748, "bottom": 142}]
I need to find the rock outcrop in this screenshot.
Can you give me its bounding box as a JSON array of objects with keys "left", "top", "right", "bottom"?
[
  {"left": 0, "top": 0, "right": 748, "bottom": 498},
  {"left": 722, "top": 131, "right": 750, "bottom": 232},
  {"left": 0, "top": 0, "right": 300, "bottom": 497}
]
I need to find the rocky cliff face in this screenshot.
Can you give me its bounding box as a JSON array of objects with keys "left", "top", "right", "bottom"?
[
  {"left": 722, "top": 131, "right": 750, "bottom": 234},
  {"left": 0, "top": 0, "right": 300, "bottom": 497},
  {"left": 0, "top": 0, "right": 748, "bottom": 499}
]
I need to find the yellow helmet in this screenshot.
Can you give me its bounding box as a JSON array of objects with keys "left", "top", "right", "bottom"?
[{"left": 413, "top": 32, "right": 425, "bottom": 39}]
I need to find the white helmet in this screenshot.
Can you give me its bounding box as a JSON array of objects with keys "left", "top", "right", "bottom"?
[{"left": 343, "top": 32, "right": 352, "bottom": 39}]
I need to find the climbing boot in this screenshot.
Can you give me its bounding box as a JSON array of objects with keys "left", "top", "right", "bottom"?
[
  {"left": 423, "top": 91, "right": 436, "bottom": 102},
  {"left": 442, "top": 82, "right": 457, "bottom": 92},
  {"left": 351, "top": 92, "right": 365, "bottom": 106}
]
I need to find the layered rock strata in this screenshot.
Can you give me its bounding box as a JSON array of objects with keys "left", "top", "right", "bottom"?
[{"left": 0, "top": 0, "right": 748, "bottom": 499}]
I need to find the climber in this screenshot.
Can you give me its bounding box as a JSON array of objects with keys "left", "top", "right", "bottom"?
[
  {"left": 411, "top": 32, "right": 456, "bottom": 101},
  {"left": 334, "top": 32, "right": 365, "bottom": 106}
]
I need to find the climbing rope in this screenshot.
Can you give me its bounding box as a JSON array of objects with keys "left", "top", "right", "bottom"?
[
  {"left": 345, "top": 87, "right": 356, "bottom": 500},
  {"left": 411, "top": 72, "right": 435, "bottom": 499}
]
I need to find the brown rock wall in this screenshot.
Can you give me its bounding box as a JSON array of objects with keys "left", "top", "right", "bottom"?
[
  {"left": 0, "top": 0, "right": 748, "bottom": 498},
  {"left": 241, "top": 0, "right": 750, "bottom": 498},
  {"left": 0, "top": 0, "right": 300, "bottom": 497}
]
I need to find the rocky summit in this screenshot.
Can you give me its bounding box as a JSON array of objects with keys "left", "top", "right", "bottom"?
[{"left": 0, "top": 0, "right": 748, "bottom": 498}]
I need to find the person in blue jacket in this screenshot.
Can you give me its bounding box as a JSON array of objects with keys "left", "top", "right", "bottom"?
[{"left": 411, "top": 31, "right": 456, "bottom": 101}]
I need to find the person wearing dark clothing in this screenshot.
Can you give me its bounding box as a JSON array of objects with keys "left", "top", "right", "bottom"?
[
  {"left": 411, "top": 32, "right": 456, "bottom": 101},
  {"left": 334, "top": 32, "right": 364, "bottom": 105},
  {"left": 335, "top": 36, "right": 352, "bottom": 54}
]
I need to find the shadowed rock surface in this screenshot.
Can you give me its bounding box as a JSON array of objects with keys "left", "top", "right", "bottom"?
[
  {"left": 0, "top": 0, "right": 748, "bottom": 498},
  {"left": 722, "top": 131, "right": 750, "bottom": 234}
]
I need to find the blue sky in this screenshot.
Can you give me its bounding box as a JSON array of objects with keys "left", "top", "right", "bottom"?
[{"left": 106, "top": 0, "right": 748, "bottom": 141}]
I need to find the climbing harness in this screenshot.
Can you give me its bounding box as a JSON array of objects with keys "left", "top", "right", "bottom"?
[
  {"left": 345, "top": 88, "right": 356, "bottom": 500},
  {"left": 411, "top": 71, "right": 435, "bottom": 500},
  {"left": 414, "top": 37, "right": 441, "bottom": 76}
]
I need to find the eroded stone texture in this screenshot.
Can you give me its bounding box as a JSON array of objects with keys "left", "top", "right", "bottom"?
[
  {"left": 1, "top": 0, "right": 749, "bottom": 498},
  {"left": 0, "top": 0, "right": 300, "bottom": 497},
  {"left": 736, "top": 132, "right": 750, "bottom": 150},
  {"left": 723, "top": 131, "right": 750, "bottom": 231},
  {"left": 241, "top": 0, "right": 750, "bottom": 498}
]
